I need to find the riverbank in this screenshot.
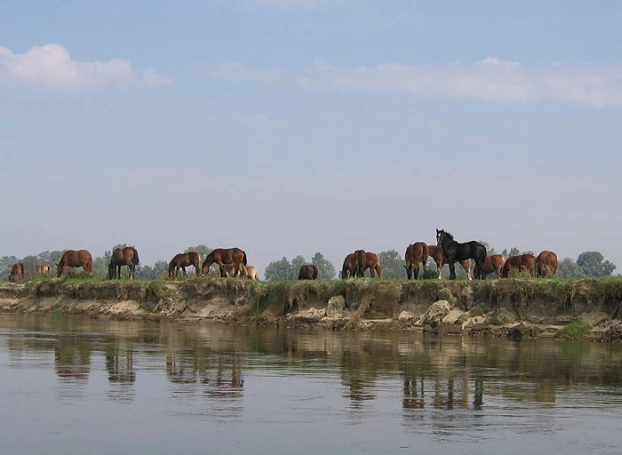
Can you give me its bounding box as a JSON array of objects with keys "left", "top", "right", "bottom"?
[{"left": 1, "top": 277, "right": 621, "bottom": 341}]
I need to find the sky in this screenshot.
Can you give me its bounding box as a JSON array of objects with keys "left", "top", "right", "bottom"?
[{"left": 1, "top": 0, "right": 622, "bottom": 277}]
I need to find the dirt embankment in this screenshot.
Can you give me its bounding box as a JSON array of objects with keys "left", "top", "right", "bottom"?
[{"left": 1, "top": 278, "right": 622, "bottom": 341}]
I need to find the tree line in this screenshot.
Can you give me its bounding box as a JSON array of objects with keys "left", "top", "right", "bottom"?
[{"left": 0, "top": 243, "right": 617, "bottom": 281}]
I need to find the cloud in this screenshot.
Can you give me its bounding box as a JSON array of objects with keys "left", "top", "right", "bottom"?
[
  {"left": 0, "top": 44, "right": 171, "bottom": 93},
  {"left": 209, "top": 57, "right": 622, "bottom": 107}
]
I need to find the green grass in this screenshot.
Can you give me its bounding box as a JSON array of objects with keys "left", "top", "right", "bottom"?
[{"left": 555, "top": 320, "right": 591, "bottom": 340}]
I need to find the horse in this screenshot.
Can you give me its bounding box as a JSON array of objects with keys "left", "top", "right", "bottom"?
[
  {"left": 57, "top": 250, "right": 93, "bottom": 277},
  {"left": 202, "top": 248, "right": 247, "bottom": 276},
  {"left": 168, "top": 252, "right": 202, "bottom": 280},
  {"left": 354, "top": 250, "right": 367, "bottom": 278},
  {"left": 108, "top": 246, "right": 140, "bottom": 280},
  {"left": 34, "top": 264, "right": 51, "bottom": 275},
  {"left": 435, "top": 229, "right": 487, "bottom": 280},
  {"left": 341, "top": 253, "right": 358, "bottom": 279},
  {"left": 426, "top": 244, "right": 472, "bottom": 280},
  {"left": 536, "top": 251, "right": 558, "bottom": 278},
  {"left": 474, "top": 254, "right": 506, "bottom": 279},
  {"left": 501, "top": 254, "right": 536, "bottom": 278},
  {"left": 358, "top": 251, "right": 383, "bottom": 278},
  {"left": 219, "top": 262, "right": 245, "bottom": 278},
  {"left": 404, "top": 242, "right": 428, "bottom": 280},
  {"left": 8, "top": 263, "right": 25, "bottom": 282},
  {"left": 243, "top": 265, "right": 259, "bottom": 280},
  {"left": 298, "top": 264, "right": 319, "bottom": 280}
]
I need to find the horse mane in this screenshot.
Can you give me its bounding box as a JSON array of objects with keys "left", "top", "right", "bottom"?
[
  {"left": 57, "top": 250, "right": 67, "bottom": 265},
  {"left": 438, "top": 229, "right": 454, "bottom": 241}
]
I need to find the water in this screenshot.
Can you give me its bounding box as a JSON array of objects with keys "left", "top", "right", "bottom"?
[{"left": 1, "top": 315, "right": 621, "bottom": 455}]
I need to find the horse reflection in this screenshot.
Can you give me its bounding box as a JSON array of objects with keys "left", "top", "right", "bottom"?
[{"left": 54, "top": 335, "right": 91, "bottom": 382}]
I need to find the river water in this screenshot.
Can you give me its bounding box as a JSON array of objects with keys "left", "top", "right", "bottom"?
[{"left": 1, "top": 315, "right": 621, "bottom": 455}]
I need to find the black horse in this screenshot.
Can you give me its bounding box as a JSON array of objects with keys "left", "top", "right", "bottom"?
[{"left": 436, "top": 229, "right": 487, "bottom": 280}]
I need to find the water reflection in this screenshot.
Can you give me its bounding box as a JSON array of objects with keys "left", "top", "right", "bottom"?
[{"left": 2, "top": 316, "right": 622, "bottom": 422}]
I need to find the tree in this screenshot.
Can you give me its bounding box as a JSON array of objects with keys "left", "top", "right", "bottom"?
[
  {"left": 556, "top": 258, "right": 585, "bottom": 279},
  {"left": 378, "top": 250, "right": 404, "bottom": 279},
  {"left": 576, "top": 251, "right": 616, "bottom": 277},
  {"left": 185, "top": 245, "right": 212, "bottom": 258},
  {"left": 478, "top": 241, "right": 497, "bottom": 256},
  {"left": 311, "top": 252, "right": 336, "bottom": 279},
  {"left": 291, "top": 255, "right": 306, "bottom": 277},
  {"left": 264, "top": 257, "right": 296, "bottom": 281}
]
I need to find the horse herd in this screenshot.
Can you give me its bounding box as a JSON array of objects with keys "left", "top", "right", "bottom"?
[{"left": 6, "top": 229, "right": 560, "bottom": 283}]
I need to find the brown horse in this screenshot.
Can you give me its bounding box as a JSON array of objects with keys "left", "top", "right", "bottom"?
[
  {"left": 354, "top": 250, "right": 367, "bottom": 277},
  {"left": 474, "top": 254, "right": 506, "bottom": 279},
  {"left": 426, "top": 245, "right": 472, "bottom": 280},
  {"left": 34, "top": 264, "right": 51, "bottom": 275},
  {"left": 243, "top": 265, "right": 259, "bottom": 280},
  {"left": 298, "top": 264, "right": 319, "bottom": 280},
  {"left": 404, "top": 242, "right": 428, "bottom": 280},
  {"left": 341, "top": 253, "right": 358, "bottom": 279},
  {"left": 8, "top": 263, "right": 25, "bottom": 282},
  {"left": 536, "top": 251, "right": 558, "bottom": 278},
  {"left": 219, "top": 262, "right": 245, "bottom": 278},
  {"left": 358, "top": 251, "right": 383, "bottom": 278},
  {"left": 57, "top": 250, "right": 93, "bottom": 277},
  {"left": 502, "top": 254, "right": 536, "bottom": 278},
  {"left": 108, "top": 246, "right": 140, "bottom": 280},
  {"left": 168, "top": 252, "right": 202, "bottom": 280},
  {"left": 202, "top": 247, "right": 247, "bottom": 276}
]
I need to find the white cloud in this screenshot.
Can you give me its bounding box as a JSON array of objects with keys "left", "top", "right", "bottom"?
[
  {"left": 0, "top": 44, "right": 171, "bottom": 93},
  {"left": 209, "top": 57, "right": 622, "bottom": 107}
]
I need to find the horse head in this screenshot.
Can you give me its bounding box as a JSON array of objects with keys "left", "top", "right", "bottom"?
[{"left": 436, "top": 229, "right": 454, "bottom": 246}]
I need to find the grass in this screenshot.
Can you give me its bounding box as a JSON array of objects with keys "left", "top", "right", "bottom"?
[{"left": 555, "top": 320, "right": 591, "bottom": 340}]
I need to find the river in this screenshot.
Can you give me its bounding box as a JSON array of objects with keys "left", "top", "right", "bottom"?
[{"left": 1, "top": 315, "right": 621, "bottom": 454}]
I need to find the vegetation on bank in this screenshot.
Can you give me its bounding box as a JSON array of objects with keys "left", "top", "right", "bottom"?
[{"left": 1, "top": 243, "right": 618, "bottom": 282}]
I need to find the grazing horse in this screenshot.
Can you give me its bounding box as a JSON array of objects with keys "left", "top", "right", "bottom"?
[
  {"left": 354, "top": 250, "right": 367, "bottom": 278},
  {"left": 57, "top": 250, "right": 94, "bottom": 277},
  {"left": 404, "top": 242, "right": 428, "bottom": 280},
  {"left": 501, "top": 254, "right": 536, "bottom": 278},
  {"left": 341, "top": 253, "right": 358, "bottom": 279},
  {"left": 243, "top": 265, "right": 259, "bottom": 280},
  {"left": 34, "top": 264, "right": 51, "bottom": 275},
  {"left": 426, "top": 244, "right": 472, "bottom": 280},
  {"left": 358, "top": 251, "right": 383, "bottom": 278},
  {"left": 298, "top": 264, "right": 319, "bottom": 280},
  {"left": 435, "top": 229, "right": 487, "bottom": 280},
  {"left": 536, "top": 251, "right": 558, "bottom": 278},
  {"left": 474, "top": 254, "right": 506, "bottom": 279},
  {"left": 8, "top": 263, "right": 25, "bottom": 282},
  {"left": 201, "top": 248, "right": 247, "bottom": 276},
  {"left": 108, "top": 246, "right": 140, "bottom": 280},
  {"left": 219, "top": 262, "right": 245, "bottom": 278},
  {"left": 168, "top": 252, "right": 202, "bottom": 280}
]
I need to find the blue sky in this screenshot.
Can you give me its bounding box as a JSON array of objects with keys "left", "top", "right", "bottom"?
[{"left": 1, "top": 0, "right": 621, "bottom": 276}]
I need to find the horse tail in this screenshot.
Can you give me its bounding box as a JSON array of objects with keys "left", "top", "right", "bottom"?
[
  {"left": 133, "top": 248, "right": 140, "bottom": 265},
  {"left": 243, "top": 251, "right": 248, "bottom": 267}
]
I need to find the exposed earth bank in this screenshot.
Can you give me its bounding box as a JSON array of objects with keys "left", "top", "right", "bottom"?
[{"left": 1, "top": 278, "right": 621, "bottom": 342}]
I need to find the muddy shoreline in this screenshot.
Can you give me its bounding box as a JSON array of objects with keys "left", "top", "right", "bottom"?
[{"left": 1, "top": 278, "right": 622, "bottom": 341}]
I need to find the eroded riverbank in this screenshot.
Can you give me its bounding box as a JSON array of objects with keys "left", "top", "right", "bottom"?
[{"left": 1, "top": 277, "right": 621, "bottom": 341}]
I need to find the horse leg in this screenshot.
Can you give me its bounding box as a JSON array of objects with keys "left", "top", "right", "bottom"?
[
  {"left": 413, "top": 264, "right": 419, "bottom": 280},
  {"left": 182, "top": 266, "right": 187, "bottom": 279},
  {"left": 461, "top": 261, "right": 472, "bottom": 281},
  {"left": 448, "top": 260, "right": 456, "bottom": 280}
]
